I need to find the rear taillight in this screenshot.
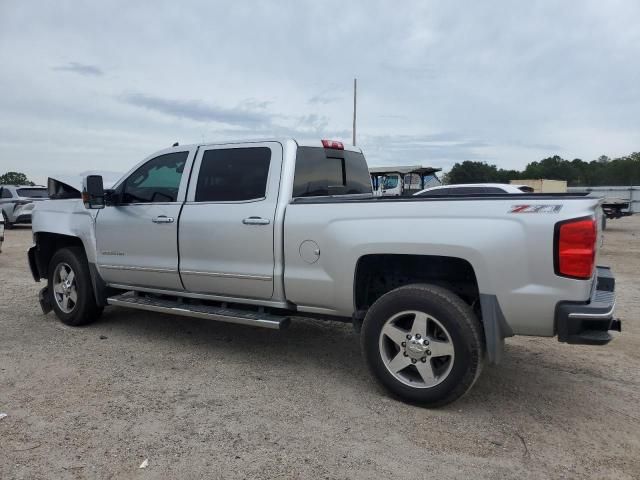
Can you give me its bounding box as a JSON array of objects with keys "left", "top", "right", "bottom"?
[
  {"left": 554, "top": 217, "right": 597, "bottom": 280},
  {"left": 321, "top": 139, "right": 344, "bottom": 150}
]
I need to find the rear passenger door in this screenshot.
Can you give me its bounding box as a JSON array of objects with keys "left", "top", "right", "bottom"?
[{"left": 178, "top": 142, "right": 283, "bottom": 299}]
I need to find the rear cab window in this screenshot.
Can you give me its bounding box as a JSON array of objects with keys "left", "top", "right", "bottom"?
[
  {"left": 17, "top": 188, "right": 48, "bottom": 198},
  {"left": 293, "top": 147, "right": 372, "bottom": 197}
]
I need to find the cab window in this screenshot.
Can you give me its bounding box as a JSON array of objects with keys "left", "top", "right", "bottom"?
[
  {"left": 293, "top": 147, "right": 372, "bottom": 197},
  {"left": 383, "top": 176, "right": 399, "bottom": 189},
  {"left": 121, "top": 152, "right": 188, "bottom": 203},
  {"left": 195, "top": 147, "right": 271, "bottom": 202}
]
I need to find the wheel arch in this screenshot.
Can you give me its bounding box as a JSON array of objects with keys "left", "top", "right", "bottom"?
[
  {"left": 354, "top": 254, "right": 481, "bottom": 313},
  {"left": 353, "top": 254, "right": 511, "bottom": 364},
  {"left": 31, "top": 232, "right": 110, "bottom": 307},
  {"left": 32, "top": 232, "right": 85, "bottom": 280}
]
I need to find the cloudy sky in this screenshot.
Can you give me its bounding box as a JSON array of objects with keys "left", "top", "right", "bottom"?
[{"left": 1, "top": 1, "right": 639, "bottom": 183}]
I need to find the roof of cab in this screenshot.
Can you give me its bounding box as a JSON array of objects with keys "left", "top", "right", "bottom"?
[{"left": 167, "top": 138, "right": 363, "bottom": 154}]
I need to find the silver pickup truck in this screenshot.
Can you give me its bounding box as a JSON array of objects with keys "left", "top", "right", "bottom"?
[{"left": 28, "top": 138, "right": 620, "bottom": 406}]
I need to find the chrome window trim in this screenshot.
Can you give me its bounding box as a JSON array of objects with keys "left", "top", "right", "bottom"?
[
  {"left": 110, "top": 202, "right": 182, "bottom": 207},
  {"left": 182, "top": 197, "right": 266, "bottom": 206},
  {"left": 186, "top": 142, "right": 281, "bottom": 203},
  {"left": 111, "top": 146, "right": 198, "bottom": 204}
]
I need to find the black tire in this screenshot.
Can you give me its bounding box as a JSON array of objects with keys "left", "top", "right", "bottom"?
[
  {"left": 48, "top": 247, "right": 103, "bottom": 326},
  {"left": 361, "top": 284, "right": 484, "bottom": 407},
  {"left": 2, "top": 210, "right": 12, "bottom": 229}
]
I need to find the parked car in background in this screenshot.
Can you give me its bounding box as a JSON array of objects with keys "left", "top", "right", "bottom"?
[
  {"left": 414, "top": 183, "right": 533, "bottom": 196},
  {"left": 0, "top": 185, "right": 48, "bottom": 228}
]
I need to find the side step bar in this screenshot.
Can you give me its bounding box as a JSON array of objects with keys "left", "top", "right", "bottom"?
[{"left": 107, "top": 293, "right": 290, "bottom": 330}]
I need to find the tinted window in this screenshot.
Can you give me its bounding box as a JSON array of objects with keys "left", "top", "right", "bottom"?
[
  {"left": 1, "top": 188, "right": 13, "bottom": 198},
  {"left": 17, "top": 188, "right": 48, "bottom": 198},
  {"left": 451, "top": 187, "right": 482, "bottom": 195},
  {"left": 195, "top": 147, "right": 271, "bottom": 202},
  {"left": 418, "top": 188, "right": 450, "bottom": 196},
  {"left": 327, "top": 157, "right": 346, "bottom": 187},
  {"left": 122, "top": 151, "right": 188, "bottom": 203},
  {"left": 293, "top": 147, "right": 372, "bottom": 197}
]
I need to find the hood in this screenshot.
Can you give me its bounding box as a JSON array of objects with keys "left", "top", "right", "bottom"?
[
  {"left": 47, "top": 173, "right": 120, "bottom": 199},
  {"left": 47, "top": 176, "right": 81, "bottom": 199}
]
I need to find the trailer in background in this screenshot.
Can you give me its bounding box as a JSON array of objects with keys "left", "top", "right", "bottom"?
[
  {"left": 567, "top": 186, "right": 637, "bottom": 229},
  {"left": 370, "top": 165, "right": 442, "bottom": 197},
  {"left": 509, "top": 179, "right": 567, "bottom": 193}
]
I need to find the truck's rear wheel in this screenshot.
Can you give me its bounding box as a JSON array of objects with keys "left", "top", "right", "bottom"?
[
  {"left": 48, "top": 247, "right": 102, "bottom": 326},
  {"left": 361, "top": 284, "right": 484, "bottom": 407}
]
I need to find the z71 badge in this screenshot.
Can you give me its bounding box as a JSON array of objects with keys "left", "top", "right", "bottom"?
[{"left": 509, "top": 204, "right": 562, "bottom": 214}]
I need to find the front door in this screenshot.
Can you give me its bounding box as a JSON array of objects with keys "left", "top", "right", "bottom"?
[
  {"left": 178, "top": 142, "right": 282, "bottom": 299},
  {"left": 96, "top": 148, "right": 196, "bottom": 290}
]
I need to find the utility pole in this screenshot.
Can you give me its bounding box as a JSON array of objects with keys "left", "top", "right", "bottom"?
[{"left": 352, "top": 78, "right": 357, "bottom": 146}]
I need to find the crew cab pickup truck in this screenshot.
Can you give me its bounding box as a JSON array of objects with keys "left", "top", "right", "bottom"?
[{"left": 28, "top": 139, "right": 621, "bottom": 406}]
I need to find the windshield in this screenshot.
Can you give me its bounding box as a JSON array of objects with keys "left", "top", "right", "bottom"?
[
  {"left": 383, "top": 176, "right": 399, "bottom": 189},
  {"left": 17, "top": 188, "right": 48, "bottom": 198}
]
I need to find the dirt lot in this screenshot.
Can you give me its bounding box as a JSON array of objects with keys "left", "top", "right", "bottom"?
[{"left": 1, "top": 217, "right": 639, "bottom": 480}]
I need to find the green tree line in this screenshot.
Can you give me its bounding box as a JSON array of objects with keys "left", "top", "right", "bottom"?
[
  {"left": 445, "top": 152, "right": 640, "bottom": 186},
  {"left": 0, "top": 171, "right": 35, "bottom": 185}
]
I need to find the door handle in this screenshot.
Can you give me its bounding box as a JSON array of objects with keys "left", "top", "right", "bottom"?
[
  {"left": 152, "top": 215, "right": 174, "bottom": 224},
  {"left": 242, "top": 216, "right": 270, "bottom": 225}
]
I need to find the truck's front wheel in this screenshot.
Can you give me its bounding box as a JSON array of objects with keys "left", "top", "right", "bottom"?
[
  {"left": 48, "top": 247, "right": 103, "bottom": 326},
  {"left": 2, "top": 211, "right": 12, "bottom": 229},
  {"left": 361, "top": 284, "right": 484, "bottom": 407}
]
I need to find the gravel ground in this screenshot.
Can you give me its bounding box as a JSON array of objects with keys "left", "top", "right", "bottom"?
[{"left": 1, "top": 217, "right": 639, "bottom": 479}]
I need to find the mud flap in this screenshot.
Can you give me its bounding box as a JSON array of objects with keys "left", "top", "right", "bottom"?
[
  {"left": 39, "top": 287, "right": 52, "bottom": 314},
  {"left": 479, "top": 294, "right": 514, "bottom": 364}
]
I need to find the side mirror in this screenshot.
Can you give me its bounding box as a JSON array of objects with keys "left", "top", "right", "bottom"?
[{"left": 82, "top": 175, "right": 105, "bottom": 209}]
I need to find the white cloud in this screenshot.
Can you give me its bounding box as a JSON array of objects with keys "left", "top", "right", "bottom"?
[{"left": 0, "top": 0, "right": 638, "bottom": 183}]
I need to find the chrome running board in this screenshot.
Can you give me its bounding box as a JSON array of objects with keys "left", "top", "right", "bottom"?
[{"left": 107, "top": 292, "right": 289, "bottom": 330}]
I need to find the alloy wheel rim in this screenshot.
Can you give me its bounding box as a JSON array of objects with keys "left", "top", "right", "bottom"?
[
  {"left": 53, "top": 262, "right": 78, "bottom": 314},
  {"left": 378, "top": 310, "right": 455, "bottom": 388}
]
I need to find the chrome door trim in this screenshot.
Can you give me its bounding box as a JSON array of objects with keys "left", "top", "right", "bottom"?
[
  {"left": 106, "top": 283, "right": 291, "bottom": 309},
  {"left": 181, "top": 270, "right": 272, "bottom": 281},
  {"left": 99, "top": 264, "right": 177, "bottom": 274}
]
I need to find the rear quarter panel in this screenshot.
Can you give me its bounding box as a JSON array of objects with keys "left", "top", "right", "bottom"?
[{"left": 283, "top": 197, "right": 601, "bottom": 336}]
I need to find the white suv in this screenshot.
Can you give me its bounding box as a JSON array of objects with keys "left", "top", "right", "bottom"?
[
  {"left": 414, "top": 183, "right": 532, "bottom": 196},
  {"left": 0, "top": 185, "right": 48, "bottom": 228}
]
